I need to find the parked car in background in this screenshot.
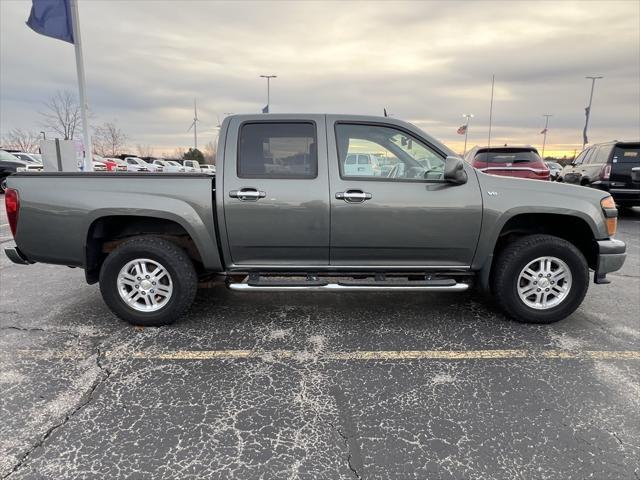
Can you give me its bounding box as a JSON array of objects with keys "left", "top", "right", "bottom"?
[
  {"left": 343, "top": 153, "right": 382, "bottom": 176},
  {"left": 152, "top": 159, "right": 185, "bottom": 173},
  {"left": 92, "top": 160, "right": 107, "bottom": 172},
  {"left": 0, "top": 149, "right": 28, "bottom": 192},
  {"left": 123, "top": 157, "right": 158, "bottom": 172},
  {"left": 200, "top": 164, "right": 216, "bottom": 174},
  {"left": 558, "top": 141, "right": 640, "bottom": 208},
  {"left": 545, "top": 161, "right": 563, "bottom": 181},
  {"left": 102, "top": 157, "right": 128, "bottom": 171},
  {"left": 465, "top": 146, "right": 550, "bottom": 181},
  {"left": 182, "top": 160, "right": 200, "bottom": 172}
]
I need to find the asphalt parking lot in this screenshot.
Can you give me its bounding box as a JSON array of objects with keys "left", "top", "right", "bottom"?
[{"left": 1, "top": 202, "right": 639, "bottom": 479}]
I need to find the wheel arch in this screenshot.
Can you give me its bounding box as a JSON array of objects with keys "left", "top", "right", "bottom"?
[
  {"left": 84, "top": 213, "right": 221, "bottom": 284},
  {"left": 476, "top": 211, "right": 599, "bottom": 292}
]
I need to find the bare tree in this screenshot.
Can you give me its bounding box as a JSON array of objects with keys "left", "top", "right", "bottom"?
[
  {"left": 136, "top": 144, "right": 154, "bottom": 158},
  {"left": 92, "top": 122, "right": 128, "bottom": 157},
  {"left": 40, "top": 90, "right": 81, "bottom": 140},
  {"left": 2, "top": 128, "right": 41, "bottom": 152},
  {"left": 203, "top": 140, "right": 216, "bottom": 164}
]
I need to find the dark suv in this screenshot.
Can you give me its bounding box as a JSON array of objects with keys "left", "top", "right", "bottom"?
[
  {"left": 559, "top": 141, "right": 640, "bottom": 207},
  {"left": 465, "top": 146, "right": 550, "bottom": 181}
]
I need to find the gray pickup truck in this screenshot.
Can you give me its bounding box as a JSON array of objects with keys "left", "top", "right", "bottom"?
[{"left": 4, "top": 114, "right": 626, "bottom": 326}]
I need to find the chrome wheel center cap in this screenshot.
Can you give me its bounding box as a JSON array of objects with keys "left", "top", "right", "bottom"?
[
  {"left": 538, "top": 278, "right": 550, "bottom": 289},
  {"left": 140, "top": 279, "right": 153, "bottom": 290}
]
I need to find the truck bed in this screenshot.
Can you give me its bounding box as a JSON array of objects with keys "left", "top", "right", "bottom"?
[{"left": 7, "top": 172, "right": 220, "bottom": 270}]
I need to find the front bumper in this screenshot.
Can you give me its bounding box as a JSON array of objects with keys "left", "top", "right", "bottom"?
[{"left": 594, "top": 239, "right": 626, "bottom": 284}]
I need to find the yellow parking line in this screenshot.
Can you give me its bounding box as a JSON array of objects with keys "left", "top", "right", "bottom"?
[
  {"left": 9, "top": 349, "right": 640, "bottom": 361},
  {"left": 123, "top": 349, "right": 640, "bottom": 361}
]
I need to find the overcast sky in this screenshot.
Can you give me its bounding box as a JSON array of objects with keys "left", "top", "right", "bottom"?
[{"left": 1, "top": 0, "right": 639, "bottom": 156}]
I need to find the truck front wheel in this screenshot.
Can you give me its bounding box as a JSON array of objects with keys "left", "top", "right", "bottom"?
[
  {"left": 99, "top": 237, "right": 197, "bottom": 326},
  {"left": 492, "top": 234, "right": 589, "bottom": 324}
]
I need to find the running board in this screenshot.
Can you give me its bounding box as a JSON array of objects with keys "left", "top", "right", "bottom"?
[{"left": 228, "top": 281, "right": 469, "bottom": 292}]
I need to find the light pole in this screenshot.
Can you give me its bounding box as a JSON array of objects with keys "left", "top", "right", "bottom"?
[
  {"left": 582, "top": 75, "right": 603, "bottom": 150},
  {"left": 40, "top": 131, "right": 46, "bottom": 140},
  {"left": 541, "top": 114, "right": 552, "bottom": 159},
  {"left": 462, "top": 114, "right": 473, "bottom": 155},
  {"left": 260, "top": 75, "right": 277, "bottom": 113}
]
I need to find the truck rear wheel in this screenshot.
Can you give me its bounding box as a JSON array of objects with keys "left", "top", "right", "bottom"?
[
  {"left": 492, "top": 234, "right": 589, "bottom": 324},
  {"left": 99, "top": 237, "right": 197, "bottom": 326}
]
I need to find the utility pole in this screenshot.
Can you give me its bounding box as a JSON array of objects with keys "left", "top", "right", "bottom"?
[
  {"left": 541, "top": 114, "right": 552, "bottom": 159},
  {"left": 582, "top": 75, "right": 603, "bottom": 150},
  {"left": 462, "top": 114, "right": 474, "bottom": 155},
  {"left": 487, "top": 74, "right": 495, "bottom": 148},
  {"left": 260, "top": 75, "right": 277, "bottom": 113}
]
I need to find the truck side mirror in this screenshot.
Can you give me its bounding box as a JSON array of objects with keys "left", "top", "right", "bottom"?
[{"left": 443, "top": 156, "right": 468, "bottom": 185}]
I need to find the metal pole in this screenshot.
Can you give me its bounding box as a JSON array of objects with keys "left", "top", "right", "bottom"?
[
  {"left": 583, "top": 76, "right": 603, "bottom": 150},
  {"left": 487, "top": 75, "right": 495, "bottom": 148},
  {"left": 260, "top": 75, "right": 277, "bottom": 112},
  {"left": 70, "top": 0, "right": 93, "bottom": 171},
  {"left": 462, "top": 114, "right": 473, "bottom": 156},
  {"left": 541, "top": 114, "right": 552, "bottom": 159},
  {"left": 194, "top": 99, "right": 197, "bottom": 150}
]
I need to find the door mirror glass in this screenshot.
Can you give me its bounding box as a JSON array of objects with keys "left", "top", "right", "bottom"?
[{"left": 443, "top": 156, "right": 467, "bottom": 185}]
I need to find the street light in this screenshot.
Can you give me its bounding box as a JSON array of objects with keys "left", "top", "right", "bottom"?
[
  {"left": 541, "top": 114, "right": 552, "bottom": 159},
  {"left": 582, "top": 75, "right": 604, "bottom": 150},
  {"left": 260, "top": 75, "right": 277, "bottom": 113},
  {"left": 40, "top": 131, "right": 46, "bottom": 139},
  {"left": 462, "top": 114, "right": 474, "bottom": 155}
]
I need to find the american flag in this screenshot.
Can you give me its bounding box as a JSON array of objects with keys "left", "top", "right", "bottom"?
[{"left": 457, "top": 125, "right": 467, "bottom": 135}]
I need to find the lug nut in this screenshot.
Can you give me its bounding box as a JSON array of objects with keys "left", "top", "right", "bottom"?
[
  {"left": 152, "top": 281, "right": 156, "bottom": 285},
  {"left": 539, "top": 274, "right": 543, "bottom": 277},
  {"left": 137, "top": 277, "right": 141, "bottom": 281},
  {"left": 146, "top": 275, "right": 150, "bottom": 279},
  {"left": 537, "top": 288, "right": 541, "bottom": 292},
  {"left": 533, "top": 281, "right": 537, "bottom": 285},
  {"left": 545, "top": 288, "right": 550, "bottom": 292},
  {"left": 135, "top": 285, "right": 139, "bottom": 289},
  {"left": 551, "top": 281, "right": 555, "bottom": 285},
  {"left": 150, "top": 289, "right": 155, "bottom": 293},
  {"left": 547, "top": 274, "right": 551, "bottom": 277}
]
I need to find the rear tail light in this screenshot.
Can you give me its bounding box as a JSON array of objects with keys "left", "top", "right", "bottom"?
[
  {"left": 600, "top": 164, "right": 611, "bottom": 180},
  {"left": 5, "top": 188, "right": 19, "bottom": 237}
]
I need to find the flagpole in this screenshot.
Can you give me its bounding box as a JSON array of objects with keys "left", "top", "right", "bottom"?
[
  {"left": 70, "top": 0, "right": 93, "bottom": 172},
  {"left": 462, "top": 113, "right": 473, "bottom": 156},
  {"left": 487, "top": 74, "right": 495, "bottom": 148},
  {"left": 541, "top": 114, "right": 552, "bottom": 159}
]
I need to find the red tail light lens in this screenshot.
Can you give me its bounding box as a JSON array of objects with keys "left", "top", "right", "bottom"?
[
  {"left": 5, "top": 188, "right": 19, "bottom": 237},
  {"left": 600, "top": 164, "right": 611, "bottom": 180}
]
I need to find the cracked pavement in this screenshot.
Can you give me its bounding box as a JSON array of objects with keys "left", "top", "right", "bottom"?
[{"left": 0, "top": 207, "right": 639, "bottom": 479}]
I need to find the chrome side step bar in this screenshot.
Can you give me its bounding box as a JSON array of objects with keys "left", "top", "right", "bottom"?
[{"left": 228, "top": 282, "right": 469, "bottom": 292}]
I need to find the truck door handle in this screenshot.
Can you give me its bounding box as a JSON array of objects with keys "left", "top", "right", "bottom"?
[
  {"left": 229, "top": 188, "right": 266, "bottom": 201},
  {"left": 336, "top": 190, "right": 373, "bottom": 203}
]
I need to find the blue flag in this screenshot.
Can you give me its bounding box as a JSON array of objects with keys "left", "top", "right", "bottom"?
[{"left": 26, "top": 0, "right": 74, "bottom": 44}]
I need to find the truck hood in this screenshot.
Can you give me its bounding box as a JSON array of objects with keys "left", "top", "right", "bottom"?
[{"left": 476, "top": 170, "right": 609, "bottom": 204}]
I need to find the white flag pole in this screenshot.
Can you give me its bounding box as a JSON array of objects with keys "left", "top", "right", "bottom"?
[{"left": 70, "top": 0, "right": 93, "bottom": 172}]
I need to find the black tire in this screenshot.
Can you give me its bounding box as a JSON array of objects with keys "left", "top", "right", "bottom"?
[
  {"left": 491, "top": 234, "right": 589, "bottom": 324},
  {"left": 99, "top": 237, "right": 197, "bottom": 326},
  {"left": 0, "top": 176, "right": 7, "bottom": 193}
]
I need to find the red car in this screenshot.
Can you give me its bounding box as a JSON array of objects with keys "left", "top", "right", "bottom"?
[
  {"left": 465, "top": 146, "right": 550, "bottom": 181},
  {"left": 96, "top": 156, "right": 127, "bottom": 172}
]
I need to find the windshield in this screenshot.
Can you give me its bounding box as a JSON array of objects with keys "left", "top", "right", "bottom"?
[
  {"left": 0, "top": 150, "right": 22, "bottom": 162},
  {"left": 168, "top": 161, "right": 181, "bottom": 166},
  {"left": 614, "top": 146, "right": 640, "bottom": 164},
  {"left": 475, "top": 149, "right": 541, "bottom": 164}
]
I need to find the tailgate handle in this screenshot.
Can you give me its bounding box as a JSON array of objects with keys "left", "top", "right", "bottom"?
[
  {"left": 336, "top": 190, "right": 373, "bottom": 203},
  {"left": 229, "top": 188, "right": 266, "bottom": 201}
]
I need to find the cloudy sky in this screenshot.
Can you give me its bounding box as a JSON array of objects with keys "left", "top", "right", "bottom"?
[{"left": 1, "top": 0, "right": 638, "bottom": 157}]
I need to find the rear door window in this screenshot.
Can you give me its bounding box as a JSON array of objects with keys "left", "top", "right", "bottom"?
[
  {"left": 613, "top": 146, "right": 640, "bottom": 164},
  {"left": 238, "top": 122, "right": 317, "bottom": 178},
  {"left": 475, "top": 149, "right": 541, "bottom": 164}
]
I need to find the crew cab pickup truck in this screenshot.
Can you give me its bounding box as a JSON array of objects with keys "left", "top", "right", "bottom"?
[{"left": 4, "top": 114, "right": 626, "bottom": 326}]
